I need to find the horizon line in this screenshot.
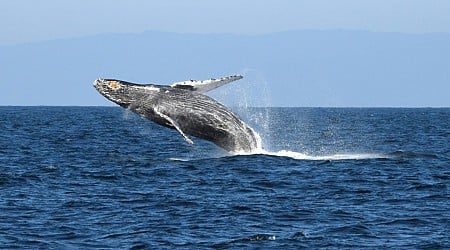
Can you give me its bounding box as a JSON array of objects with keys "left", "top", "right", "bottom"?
[{"left": 2, "top": 28, "right": 450, "bottom": 48}]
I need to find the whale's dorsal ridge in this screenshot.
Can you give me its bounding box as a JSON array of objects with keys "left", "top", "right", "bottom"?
[{"left": 170, "top": 75, "right": 243, "bottom": 93}]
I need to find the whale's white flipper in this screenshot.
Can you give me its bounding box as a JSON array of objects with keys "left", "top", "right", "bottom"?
[
  {"left": 154, "top": 108, "right": 194, "bottom": 144},
  {"left": 170, "top": 75, "right": 243, "bottom": 93}
]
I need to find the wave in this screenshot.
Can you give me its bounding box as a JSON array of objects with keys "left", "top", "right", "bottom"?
[{"left": 213, "top": 233, "right": 276, "bottom": 248}]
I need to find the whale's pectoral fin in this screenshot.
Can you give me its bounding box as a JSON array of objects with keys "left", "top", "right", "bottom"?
[
  {"left": 170, "top": 75, "right": 243, "bottom": 93},
  {"left": 154, "top": 108, "right": 194, "bottom": 144}
]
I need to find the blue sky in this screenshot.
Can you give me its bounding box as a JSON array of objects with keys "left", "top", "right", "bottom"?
[
  {"left": 2, "top": 0, "right": 450, "bottom": 46},
  {"left": 1, "top": 1, "right": 449, "bottom": 107}
]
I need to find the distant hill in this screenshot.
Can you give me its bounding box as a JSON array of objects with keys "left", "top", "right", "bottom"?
[{"left": 1, "top": 30, "right": 449, "bottom": 106}]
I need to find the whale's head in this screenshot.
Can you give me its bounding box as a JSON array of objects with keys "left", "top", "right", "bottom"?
[
  {"left": 94, "top": 78, "right": 163, "bottom": 109},
  {"left": 93, "top": 78, "right": 136, "bottom": 108}
]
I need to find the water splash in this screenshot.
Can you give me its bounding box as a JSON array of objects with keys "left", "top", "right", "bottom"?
[
  {"left": 209, "top": 69, "right": 272, "bottom": 149},
  {"left": 234, "top": 125, "right": 391, "bottom": 161},
  {"left": 211, "top": 70, "right": 393, "bottom": 161}
]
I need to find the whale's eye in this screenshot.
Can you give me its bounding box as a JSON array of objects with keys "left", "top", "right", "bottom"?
[{"left": 108, "top": 81, "right": 121, "bottom": 90}]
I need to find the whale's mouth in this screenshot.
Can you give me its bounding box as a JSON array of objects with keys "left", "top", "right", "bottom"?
[
  {"left": 93, "top": 78, "right": 113, "bottom": 87},
  {"left": 93, "top": 78, "right": 129, "bottom": 107},
  {"left": 93, "top": 78, "right": 105, "bottom": 91},
  {"left": 93, "top": 78, "right": 103, "bottom": 85}
]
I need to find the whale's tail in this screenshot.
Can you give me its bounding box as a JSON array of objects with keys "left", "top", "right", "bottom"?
[{"left": 170, "top": 75, "right": 243, "bottom": 93}]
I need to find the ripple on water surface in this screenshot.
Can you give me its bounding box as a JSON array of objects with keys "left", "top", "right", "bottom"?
[{"left": 0, "top": 107, "right": 448, "bottom": 248}]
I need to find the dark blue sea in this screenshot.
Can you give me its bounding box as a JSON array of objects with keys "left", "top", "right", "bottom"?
[{"left": 0, "top": 107, "right": 448, "bottom": 249}]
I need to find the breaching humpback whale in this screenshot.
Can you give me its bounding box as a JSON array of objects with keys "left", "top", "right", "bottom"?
[{"left": 93, "top": 75, "right": 260, "bottom": 152}]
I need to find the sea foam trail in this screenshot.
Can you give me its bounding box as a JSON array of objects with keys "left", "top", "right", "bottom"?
[
  {"left": 267, "top": 150, "right": 390, "bottom": 161},
  {"left": 235, "top": 130, "right": 391, "bottom": 160},
  {"left": 234, "top": 148, "right": 391, "bottom": 161}
]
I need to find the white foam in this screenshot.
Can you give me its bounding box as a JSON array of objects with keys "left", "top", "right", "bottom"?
[
  {"left": 234, "top": 148, "right": 390, "bottom": 161},
  {"left": 168, "top": 157, "right": 190, "bottom": 162},
  {"left": 230, "top": 128, "right": 391, "bottom": 160}
]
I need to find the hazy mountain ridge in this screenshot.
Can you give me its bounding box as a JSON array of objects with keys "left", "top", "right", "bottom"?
[{"left": 1, "top": 30, "right": 449, "bottom": 106}]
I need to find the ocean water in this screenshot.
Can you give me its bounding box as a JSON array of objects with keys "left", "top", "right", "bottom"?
[{"left": 0, "top": 106, "right": 448, "bottom": 249}]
